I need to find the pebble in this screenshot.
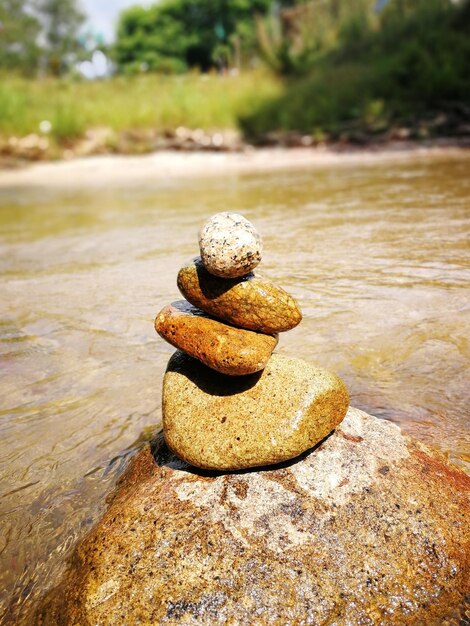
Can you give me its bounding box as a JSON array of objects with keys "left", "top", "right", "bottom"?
[
  {"left": 199, "top": 212, "right": 262, "bottom": 278},
  {"left": 155, "top": 300, "right": 278, "bottom": 376},
  {"left": 177, "top": 257, "right": 302, "bottom": 334}
]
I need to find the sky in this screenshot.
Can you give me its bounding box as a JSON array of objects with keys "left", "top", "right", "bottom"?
[{"left": 80, "top": 0, "right": 151, "bottom": 42}]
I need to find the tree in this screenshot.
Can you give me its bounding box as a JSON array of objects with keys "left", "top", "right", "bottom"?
[
  {"left": 0, "top": 0, "right": 41, "bottom": 74},
  {"left": 35, "top": 0, "right": 85, "bottom": 75},
  {"left": 0, "top": 0, "right": 86, "bottom": 75},
  {"left": 114, "top": 0, "right": 277, "bottom": 74}
]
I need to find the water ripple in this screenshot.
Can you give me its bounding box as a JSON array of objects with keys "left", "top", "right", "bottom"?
[{"left": 0, "top": 154, "right": 469, "bottom": 623}]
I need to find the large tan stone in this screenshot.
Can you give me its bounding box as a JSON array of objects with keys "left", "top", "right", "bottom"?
[
  {"left": 154, "top": 300, "right": 278, "bottom": 376},
  {"left": 162, "top": 351, "right": 349, "bottom": 470},
  {"left": 36, "top": 408, "right": 470, "bottom": 626},
  {"left": 177, "top": 257, "right": 302, "bottom": 334}
]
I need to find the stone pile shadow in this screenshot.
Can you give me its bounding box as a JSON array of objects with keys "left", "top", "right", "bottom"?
[
  {"left": 150, "top": 429, "right": 333, "bottom": 478},
  {"left": 166, "top": 350, "right": 263, "bottom": 397}
]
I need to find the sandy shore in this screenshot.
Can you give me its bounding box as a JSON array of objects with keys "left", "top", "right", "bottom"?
[{"left": 1, "top": 143, "right": 468, "bottom": 189}]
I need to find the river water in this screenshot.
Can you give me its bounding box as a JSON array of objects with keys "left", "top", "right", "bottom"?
[{"left": 1, "top": 152, "right": 469, "bottom": 623}]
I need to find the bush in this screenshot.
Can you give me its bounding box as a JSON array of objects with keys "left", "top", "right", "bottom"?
[{"left": 241, "top": 0, "right": 470, "bottom": 139}]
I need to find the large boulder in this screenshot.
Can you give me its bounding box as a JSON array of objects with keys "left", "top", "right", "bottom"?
[{"left": 37, "top": 408, "right": 469, "bottom": 626}]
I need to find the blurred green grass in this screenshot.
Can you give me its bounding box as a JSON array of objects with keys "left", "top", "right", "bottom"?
[{"left": 0, "top": 71, "right": 281, "bottom": 143}]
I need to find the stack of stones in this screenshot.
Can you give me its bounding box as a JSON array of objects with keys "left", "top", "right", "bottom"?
[{"left": 155, "top": 212, "right": 349, "bottom": 471}]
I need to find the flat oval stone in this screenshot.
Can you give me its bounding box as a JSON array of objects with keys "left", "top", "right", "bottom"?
[
  {"left": 155, "top": 300, "right": 278, "bottom": 376},
  {"left": 162, "top": 351, "right": 349, "bottom": 470},
  {"left": 199, "top": 212, "right": 262, "bottom": 278},
  {"left": 177, "top": 257, "right": 302, "bottom": 333}
]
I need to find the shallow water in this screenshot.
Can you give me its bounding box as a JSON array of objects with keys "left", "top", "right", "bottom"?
[{"left": 0, "top": 153, "right": 469, "bottom": 623}]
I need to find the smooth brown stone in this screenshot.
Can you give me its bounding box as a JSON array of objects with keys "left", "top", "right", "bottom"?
[
  {"left": 154, "top": 300, "right": 278, "bottom": 376},
  {"left": 37, "top": 409, "right": 470, "bottom": 626},
  {"left": 162, "top": 351, "right": 349, "bottom": 470},
  {"left": 177, "top": 257, "right": 302, "bottom": 334}
]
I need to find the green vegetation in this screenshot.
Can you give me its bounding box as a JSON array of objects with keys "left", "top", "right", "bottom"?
[
  {"left": 36, "top": 0, "right": 86, "bottom": 75},
  {"left": 0, "top": 0, "right": 41, "bottom": 75},
  {"left": 113, "top": 0, "right": 293, "bottom": 74},
  {"left": 0, "top": 0, "right": 85, "bottom": 76},
  {"left": 0, "top": 71, "right": 280, "bottom": 143},
  {"left": 241, "top": 0, "right": 470, "bottom": 139},
  {"left": 0, "top": 0, "right": 468, "bottom": 159}
]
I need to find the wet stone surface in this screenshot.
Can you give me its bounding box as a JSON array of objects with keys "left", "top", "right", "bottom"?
[
  {"left": 154, "top": 300, "right": 278, "bottom": 376},
  {"left": 177, "top": 257, "right": 302, "bottom": 334},
  {"left": 37, "top": 408, "right": 470, "bottom": 626}
]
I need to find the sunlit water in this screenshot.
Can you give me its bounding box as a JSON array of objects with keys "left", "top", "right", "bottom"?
[{"left": 1, "top": 153, "right": 469, "bottom": 623}]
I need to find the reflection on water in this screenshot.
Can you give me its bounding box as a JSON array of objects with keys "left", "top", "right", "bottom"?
[{"left": 1, "top": 154, "right": 469, "bottom": 623}]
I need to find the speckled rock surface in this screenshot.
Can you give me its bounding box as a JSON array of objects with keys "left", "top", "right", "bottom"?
[
  {"left": 155, "top": 301, "right": 278, "bottom": 376},
  {"left": 37, "top": 408, "right": 470, "bottom": 626},
  {"left": 198, "top": 212, "right": 262, "bottom": 278},
  {"left": 163, "top": 351, "right": 349, "bottom": 470},
  {"left": 177, "top": 257, "right": 302, "bottom": 333}
]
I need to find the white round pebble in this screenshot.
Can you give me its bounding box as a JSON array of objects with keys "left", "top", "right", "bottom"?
[{"left": 198, "top": 212, "right": 262, "bottom": 278}]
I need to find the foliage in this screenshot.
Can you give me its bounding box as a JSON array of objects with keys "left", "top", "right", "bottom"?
[
  {"left": 113, "top": 0, "right": 295, "bottom": 74},
  {"left": 35, "top": 0, "right": 85, "bottom": 75},
  {"left": 1, "top": 0, "right": 468, "bottom": 148},
  {"left": 240, "top": 0, "right": 470, "bottom": 138},
  {"left": 0, "top": 0, "right": 41, "bottom": 75},
  {"left": 0, "top": 0, "right": 85, "bottom": 76},
  {"left": 256, "top": 0, "right": 377, "bottom": 76}
]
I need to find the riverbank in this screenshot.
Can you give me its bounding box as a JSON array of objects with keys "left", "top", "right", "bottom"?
[
  {"left": 0, "top": 71, "right": 280, "bottom": 162},
  {"left": 1, "top": 140, "right": 469, "bottom": 189}
]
